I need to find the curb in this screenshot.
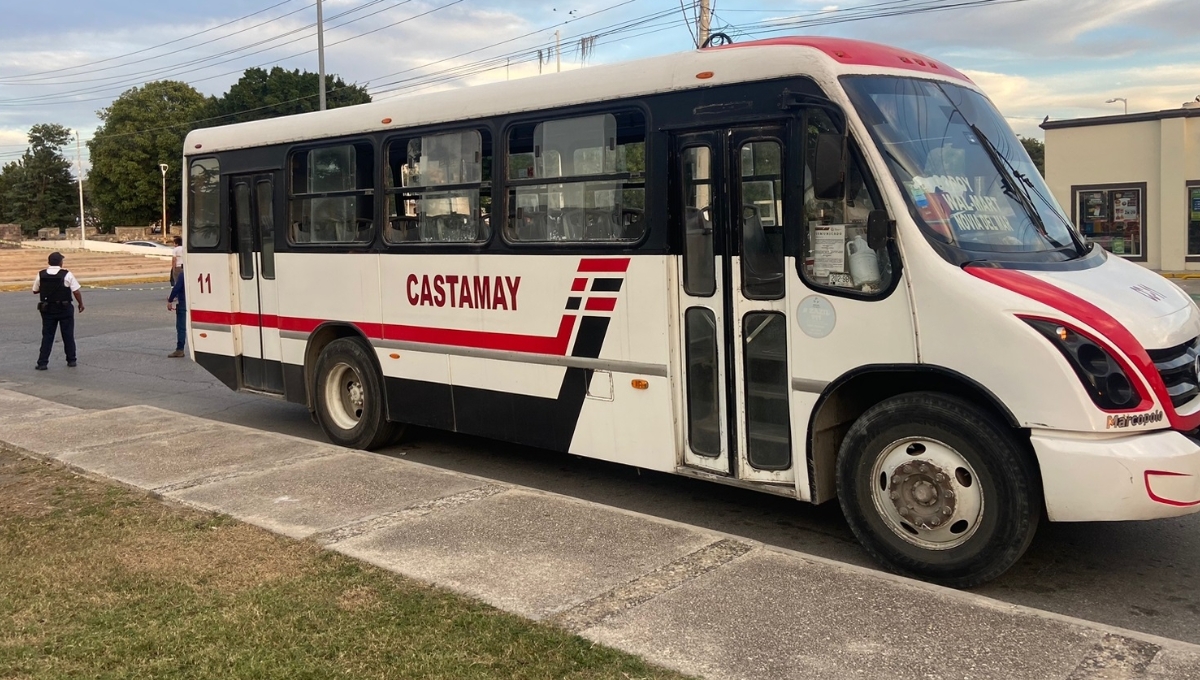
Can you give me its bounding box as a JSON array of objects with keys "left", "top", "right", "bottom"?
[{"left": 3, "top": 396, "right": 1200, "bottom": 660}]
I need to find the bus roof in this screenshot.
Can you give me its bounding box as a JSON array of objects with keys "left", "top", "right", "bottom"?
[
  {"left": 712, "top": 37, "right": 971, "bottom": 83},
  {"left": 184, "top": 36, "right": 971, "bottom": 155}
]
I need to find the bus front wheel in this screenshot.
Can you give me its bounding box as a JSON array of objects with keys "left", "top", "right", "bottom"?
[
  {"left": 836, "top": 392, "right": 1039, "bottom": 588},
  {"left": 313, "top": 338, "right": 401, "bottom": 450}
]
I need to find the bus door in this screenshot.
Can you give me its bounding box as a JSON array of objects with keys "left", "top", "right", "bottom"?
[
  {"left": 231, "top": 172, "right": 284, "bottom": 393},
  {"left": 675, "top": 127, "right": 794, "bottom": 485}
]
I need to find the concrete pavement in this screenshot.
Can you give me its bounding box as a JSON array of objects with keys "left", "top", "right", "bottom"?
[{"left": 2, "top": 388, "right": 1199, "bottom": 679}]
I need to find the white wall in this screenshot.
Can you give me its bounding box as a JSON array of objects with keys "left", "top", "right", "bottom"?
[{"left": 1045, "top": 114, "right": 1200, "bottom": 271}]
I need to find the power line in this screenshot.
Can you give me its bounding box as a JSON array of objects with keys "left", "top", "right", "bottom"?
[
  {"left": 0, "top": 0, "right": 419, "bottom": 105},
  {"left": 0, "top": 0, "right": 305, "bottom": 82},
  {"left": 0, "top": 0, "right": 321, "bottom": 86},
  {"left": 0, "top": 0, "right": 1021, "bottom": 159}
]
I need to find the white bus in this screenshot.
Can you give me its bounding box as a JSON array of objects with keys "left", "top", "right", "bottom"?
[{"left": 182, "top": 36, "right": 1200, "bottom": 587}]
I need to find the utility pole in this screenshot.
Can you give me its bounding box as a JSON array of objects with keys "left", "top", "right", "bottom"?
[
  {"left": 75, "top": 131, "right": 85, "bottom": 248},
  {"left": 317, "top": 0, "right": 327, "bottom": 110},
  {"left": 555, "top": 30, "right": 562, "bottom": 73},
  {"left": 159, "top": 164, "right": 169, "bottom": 241},
  {"left": 698, "top": 0, "right": 711, "bottom": 47}
]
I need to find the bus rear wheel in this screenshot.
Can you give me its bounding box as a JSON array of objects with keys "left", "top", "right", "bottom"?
[
  {"left": 313, "top": 338, "right": 401, "bottom": 450},
  {"left": 836, "top": 392, "right": 1039, "bottom": 588}
]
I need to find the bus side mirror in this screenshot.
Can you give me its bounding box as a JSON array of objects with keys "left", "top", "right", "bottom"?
[
  {"left": 812, "top": 133, "right": 844, "bottom": 200},
  {"left": 867, "top": 209, "right": 892, "bottom": 250}
]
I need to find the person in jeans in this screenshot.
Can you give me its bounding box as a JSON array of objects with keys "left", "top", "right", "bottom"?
[
  {"left": 167, "top": 267, "right": 186, "bottom": 358},
  {"left": 33, "top": 251, "right": 84, "bottom": 370}
]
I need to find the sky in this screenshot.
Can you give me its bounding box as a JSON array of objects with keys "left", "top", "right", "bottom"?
[{"left": 1, "top": 0, "right": 1198, "bottom": 169}]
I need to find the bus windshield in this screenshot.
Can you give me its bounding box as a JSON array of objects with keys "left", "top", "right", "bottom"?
[{"left": 842, "top": 75, "right": 1082, "bottom": 262}]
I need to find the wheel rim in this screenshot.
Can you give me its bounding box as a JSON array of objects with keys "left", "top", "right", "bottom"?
[
  {"left": 868, "top": 437, "right": 984, "bottom": 551},
  {"left": 324, "top": 362, "right": 365, "bottom": 431}
]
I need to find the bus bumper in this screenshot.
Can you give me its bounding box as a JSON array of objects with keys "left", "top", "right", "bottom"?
[{"left": 1032, "top": 430, "right": 1200, "bottom": 521}]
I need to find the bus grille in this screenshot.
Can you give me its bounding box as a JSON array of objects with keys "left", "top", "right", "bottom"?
[{"left": 1147, "top": 337, "right": 1200, "bottom": 409}]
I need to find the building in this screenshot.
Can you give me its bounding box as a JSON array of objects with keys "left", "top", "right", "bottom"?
[{"left": 1042, "top": 102, "right": 1200, "bottom": 271}]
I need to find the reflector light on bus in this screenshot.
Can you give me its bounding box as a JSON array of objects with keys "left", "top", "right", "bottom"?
[
  {"left": 631, "top": 379, "right": 649, "bottom": 390},
  {"left": 389, "top": 353, "right": 400, "bottom": 359},
  {"left": 381, "top": 118, "right": 392, "bottom": 124},
  {"left": 696, "top": 71, "right": 714, "bottom": 80},
  {"left": 198, "top": 333, "right": 207, "bottom": 338}
]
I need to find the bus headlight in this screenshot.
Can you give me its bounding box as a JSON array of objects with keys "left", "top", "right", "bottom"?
[{"left": 1023, "top": 318, "right": 1146, "bottom": 411}]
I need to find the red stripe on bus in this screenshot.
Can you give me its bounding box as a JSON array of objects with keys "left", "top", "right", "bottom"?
[
  {"left": 571, "top": 277, "right": 588, "bottom": 291},
  {"left": 193, "top": 311, "right": 579, "bottom": 356},
  {"left": 967, "top": 266, "right": 1200, "bottom": 430},
  {"left": 577, "top": 258, "right": 631, "bottom": 273},
  {"left": 277, "top": 315, "right": 322, "bottom": 334},
  {"left": 190, "top": 309, "right": 236, "bottom": 325},
  {"left": 584, "top": 297, "right": 617, "bottom": 312},
  {"left": 383, "top": 315, "right": 577, "bottom": 355}
]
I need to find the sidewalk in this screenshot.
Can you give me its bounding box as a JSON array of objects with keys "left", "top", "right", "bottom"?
[{"left": 1, "top": 387, "right": 1198, "bottom": 680}]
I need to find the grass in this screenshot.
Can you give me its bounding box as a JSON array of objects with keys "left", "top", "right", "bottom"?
[{"left": 0, "top": 450, "right": 691, "bottom": 680}]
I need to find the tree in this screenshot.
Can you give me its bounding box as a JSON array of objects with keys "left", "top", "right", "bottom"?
[
  {"left": 1019, "top": 136, "right": 1045, "bottom": 177},
  {"left": 1, "top": 124, "right": 77, "bottom": 235},
  {"left": 0, "top": 161, "right": 19, "bottom": 224},
  {"left": 88, "top": 81, "right": 210, "bottom": 229},
  {"left": 206, "top": 67, "right": 371, "bottom": 125}
]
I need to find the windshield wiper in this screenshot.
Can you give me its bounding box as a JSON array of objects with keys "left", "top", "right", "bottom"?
[
  {"left": 967, "top": 123, "right": 1086, "bottom": 255},
  {"left": 967, "top": 123, "right": 1068, "bottom": 250}
]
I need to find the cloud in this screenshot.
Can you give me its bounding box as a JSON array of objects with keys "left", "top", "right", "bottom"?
[
  {"left": 966, "top": 62, "right": 1200, "bottom": 138},
  {"left": 838, "top": 0, "right": 1199, "bottom": 58}
]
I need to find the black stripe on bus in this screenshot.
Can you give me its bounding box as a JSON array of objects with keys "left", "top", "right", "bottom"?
[
  {"left": 197, "top": 314, "right": 612, "bottom": 453},
  {"left": 590, "top": 278, "right": 624, "bottom": 292}
]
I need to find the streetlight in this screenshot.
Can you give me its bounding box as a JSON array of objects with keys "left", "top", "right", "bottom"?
[
  {"left": 1106, "top": 97, "right": 1128, "bottom": 115},
  {"left": 159, "top": 163, "right": 169, "bottom": 240}
]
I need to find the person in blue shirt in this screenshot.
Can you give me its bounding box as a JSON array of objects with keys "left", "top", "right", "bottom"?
[{"left": 166, "top": 268, "right": 186, "bottom": 358}]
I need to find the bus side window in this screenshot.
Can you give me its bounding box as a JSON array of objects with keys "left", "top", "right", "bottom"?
[
  {"left": 289, "top": 142, "right": 375, "bottom": 245},
  {"left": 383, "top": 129, "right": 491, "bottom": 245},
  {"left": 188, "top": 158, "right": 220, "bottom": 249},
  {"left": 802, "top": 109, "right": 892, "bottom": 294},
  {"left": 505, "top": 111, "right": 646, "bottom": 244}
]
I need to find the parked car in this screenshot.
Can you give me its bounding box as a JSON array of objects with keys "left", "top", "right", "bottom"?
[{"left": 123, "top": 240, "right": 172, "bottom": 249}]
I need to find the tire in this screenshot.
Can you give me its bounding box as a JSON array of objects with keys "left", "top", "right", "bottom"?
[
  {"left": 312, "top": 338, "right": 402, "bottom": 450},
  {"left": 836, "top": 391, "right": 1040, "bottom": 588}
]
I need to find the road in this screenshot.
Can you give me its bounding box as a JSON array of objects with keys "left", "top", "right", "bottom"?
[{"left": 3, "top": 283, "right": 1200, "bottom": 644}]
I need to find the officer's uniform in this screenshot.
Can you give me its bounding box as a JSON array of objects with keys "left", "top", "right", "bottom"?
[{"left": 33, "top": 264, "right": 81, "bottom": 368}]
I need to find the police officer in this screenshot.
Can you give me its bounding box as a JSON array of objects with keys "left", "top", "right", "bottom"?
[{"left": 32, "top": 251, "right": 84, "bottom": 370}]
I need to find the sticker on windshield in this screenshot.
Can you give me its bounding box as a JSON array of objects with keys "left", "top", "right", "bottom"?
[{"left": 910, "top": 175, "right": 1016, "bottom": 233}]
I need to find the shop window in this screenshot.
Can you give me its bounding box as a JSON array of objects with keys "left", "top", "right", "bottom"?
[
  {"left": 289, "top": 142, "right": 374, "bottom": 245},
  {"left": 188, "top": 158, "right": 220, "bottom": 249},
  {"left": 1188, "top": 182, "right": 1200, "bottom": 257},
  {"left": 384, "top": 129, "right": 491, "bottom": 244},
  {"left": 505, "top": 111, "right": 646, "bottom": 243},
  {"left": 1074, "top": 185, "right": 1144, "bottom": 258}
]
